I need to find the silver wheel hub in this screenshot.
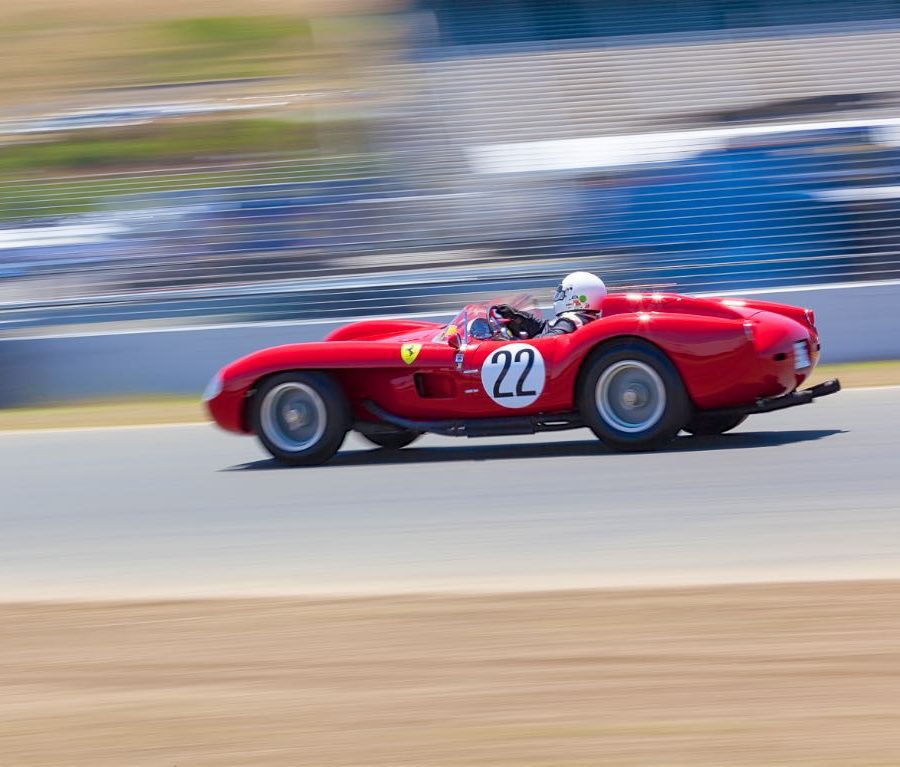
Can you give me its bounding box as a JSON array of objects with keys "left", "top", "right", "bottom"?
[
  {"left": 621, "top": 384, "right": 649, "bottom": 409},
  {"left": 260, "top": 382, "right": 327, "bottom": 453},
  {"left": 596, "top": 360, "right": 666, "bottom": 434},
  {"left": 284, "top": 405, "right": 311, "bottom": 428}
]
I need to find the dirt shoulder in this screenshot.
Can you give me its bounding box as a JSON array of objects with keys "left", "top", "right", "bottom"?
[
  {"left": 0, "top": 397, "right": 205, "bottom": 431},
  {"left": 810, "top": 359, "right": 900, "bottom": 388},
  {"left": 3, "top": 581, "right": 900, "bottom": 766}
]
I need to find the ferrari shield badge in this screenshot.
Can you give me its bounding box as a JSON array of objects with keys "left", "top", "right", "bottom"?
[{"left": 400, "top": 342, "right": 422, "bottom": 365}]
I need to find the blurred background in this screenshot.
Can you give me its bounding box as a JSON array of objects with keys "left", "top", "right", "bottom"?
[{"left": 4, "top": 0, "right": 900, "bottom": 336}]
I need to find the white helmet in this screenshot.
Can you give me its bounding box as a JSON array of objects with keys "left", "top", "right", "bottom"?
[{"left": 553, "top": 272, "right": 607, "bottom": 315}]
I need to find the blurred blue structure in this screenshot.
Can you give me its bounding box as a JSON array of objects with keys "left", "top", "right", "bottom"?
[
  {"left": 414, "top": 0, "right": 900, "bottom": 48},
  {"left": 568, "top": 126, "right": 888, "bottom": 288}
]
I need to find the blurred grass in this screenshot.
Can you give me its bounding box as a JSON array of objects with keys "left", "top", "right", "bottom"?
[
  {"left": 0, "top": 136, "right": 371, "bottom": 221},
  {"left": 0, "top": 5, "right": 385, "bottom": 105},
  {"left": 0, "top": 360, "right": 896, "bottom": 431},
  {"left": 141, "top": 16, "right": 312, "bottom": 82},
  {"left": 0, "top": 118, "right": 365, "bottom": 176},
  {"left": 0, "top": 4, "right": 392, "bottom": 219}
]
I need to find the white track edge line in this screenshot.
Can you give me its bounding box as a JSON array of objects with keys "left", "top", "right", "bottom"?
[{"left": 0, "top": 421, "right": 208, "bottom": 437}]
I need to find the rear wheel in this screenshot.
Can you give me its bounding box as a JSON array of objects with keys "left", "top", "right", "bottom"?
[
  {"left": 683, "top": 413, "right": 747, "bottom": 436},
  {"left": 578, "top": 341, "right": 691, "bottom": 452},
  {"left": 361, "top": 429, "right": 420, "bottom": 450},
  {"left": 252, "top": 372, "right": 349, "bottom": 466}
]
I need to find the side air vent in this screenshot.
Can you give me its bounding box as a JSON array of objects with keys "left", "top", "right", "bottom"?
[{"left": 414, "top": 373, "right": 457, "bottom": 399}]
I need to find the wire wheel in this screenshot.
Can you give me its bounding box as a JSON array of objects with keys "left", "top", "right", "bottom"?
[
  {"left": 595, "top": 360, "right": 667, "bottom": 434},
  {"left": 578, "top": 341, "right": 690, "bottom": 452},
  {"left": 259, "top": 382, "right": 327, "bottom": 453}
]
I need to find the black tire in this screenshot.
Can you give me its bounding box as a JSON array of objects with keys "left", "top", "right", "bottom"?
[
  {"left": 577, "top": 340, "right": 691, "bottom": 452},
  {"left": 251, "top": 372, "right": 349, "bottom": 466},
  {"left": 683, "top": 413, "right": 747, "bottom": 436},
  {"left": 361, "top": 429, "right": 420, "bottom": 450}
]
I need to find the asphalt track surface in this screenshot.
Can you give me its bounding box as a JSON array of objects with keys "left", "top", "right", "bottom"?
[{"left": 1, "top": 387, "right": 898, "bottom": 600}]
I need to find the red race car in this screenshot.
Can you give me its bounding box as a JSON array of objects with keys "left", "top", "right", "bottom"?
[{"left": 204, "top": 292, "right": 840, "bottom": 465}]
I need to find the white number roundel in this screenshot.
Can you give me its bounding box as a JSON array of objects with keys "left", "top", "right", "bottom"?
[{"left": 480, "top": 343, "right": 546, "bottom": 408}]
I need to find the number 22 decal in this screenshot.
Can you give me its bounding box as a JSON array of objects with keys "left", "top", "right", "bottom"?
[
  {"left": 491, "top": 347, "right": 537, "bottom": 398},
  {"left": 480, "top": 343, "right": 545, "bottom": 408}
]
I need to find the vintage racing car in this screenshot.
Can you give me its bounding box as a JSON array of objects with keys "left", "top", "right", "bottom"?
[{"left": 204, "top": 292, "right": 840, "bottom": 465}]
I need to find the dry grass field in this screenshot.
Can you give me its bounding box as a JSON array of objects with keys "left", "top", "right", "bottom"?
[
  {"left": 3, "top": 582, "right": 900, "bottom": 766},
  {"left": 0, "top": 0, "right": 394, "bottom": 109},
  {"left": 0, "top": 0, "right": 390, "bottom": 21}
]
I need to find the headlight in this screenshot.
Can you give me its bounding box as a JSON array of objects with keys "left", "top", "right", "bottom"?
[{"left": 201, "top": 371, "right": 224, "bottom": 402}]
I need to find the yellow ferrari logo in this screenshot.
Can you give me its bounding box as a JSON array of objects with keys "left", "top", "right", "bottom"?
[{"left": 401, "top": 343, "right": 422, "bottom": 365}]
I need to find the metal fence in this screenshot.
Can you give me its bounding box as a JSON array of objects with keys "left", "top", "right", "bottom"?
[{"left": 4, "top": 20, "right": 900, "bottom": 334}]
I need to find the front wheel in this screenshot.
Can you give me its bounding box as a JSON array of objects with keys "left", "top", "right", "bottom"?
[
  {"left": 578, "top": 341, "right": 691, "bottom": 452},
  {"left": 251, "top": 372, "right": 349, "bottom": 466}
]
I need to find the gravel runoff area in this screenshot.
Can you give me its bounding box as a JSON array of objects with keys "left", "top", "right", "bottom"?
[
  {"left": 0, "top": 359, "right": 897, "bottom": 431},
  {"left": 3, "top": 582, "right": 900, "bottom": 767}
]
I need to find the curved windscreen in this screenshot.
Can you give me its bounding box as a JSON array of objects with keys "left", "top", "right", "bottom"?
[{"left": 434, "top": 294, "right": 540, "bottom": 343}]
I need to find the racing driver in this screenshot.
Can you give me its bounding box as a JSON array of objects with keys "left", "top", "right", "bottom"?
[{"left": 495, "top": 271, "right": 607, "bottom": 338}]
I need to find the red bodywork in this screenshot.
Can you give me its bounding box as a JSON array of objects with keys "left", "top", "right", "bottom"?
[{"left": 205, "top": 292, "right": 821, "bottom": 435}]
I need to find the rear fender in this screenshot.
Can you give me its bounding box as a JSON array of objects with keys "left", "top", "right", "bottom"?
[
  {"left": 572, "top": 334, "right": 671, "bottom": 404},
  {"left": 716, "top": 298, "right": 815, "bottom": 330},
  {"left": 570, "top": 314, "right": 750, "bottom": 409}
]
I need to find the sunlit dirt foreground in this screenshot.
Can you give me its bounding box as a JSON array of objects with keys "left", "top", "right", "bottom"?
[{"left": 3, "top": 582, "right": 900, "bottom": 766}]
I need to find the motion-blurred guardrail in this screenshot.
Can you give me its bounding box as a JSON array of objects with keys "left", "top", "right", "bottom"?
[
  {"left": 3, "top": 120, "right": 900, "bottom": 335},
  {"left": 1, "top": 280, "right": 898, "bottom": 407}
]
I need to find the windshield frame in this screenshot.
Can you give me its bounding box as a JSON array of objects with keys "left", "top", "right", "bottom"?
[{"left": 431, "top": 294, "right": 538, "bottom": 344}]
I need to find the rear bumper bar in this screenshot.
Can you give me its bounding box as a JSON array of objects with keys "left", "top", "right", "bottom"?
[{"left": 703, "top": 378, "right": 841, "bottom": 418}]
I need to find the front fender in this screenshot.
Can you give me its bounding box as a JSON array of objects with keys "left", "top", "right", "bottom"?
[
  {"left": 325, "top": 319, "right": 440, "bottom": 342},
  {"left": 208, "top": 342, "right": 407, "bottom": 433},
  {"left": 220, "top": 340, "right": 439, "bottom": 393}
]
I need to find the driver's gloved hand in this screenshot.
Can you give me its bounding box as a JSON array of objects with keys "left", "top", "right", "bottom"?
[
  {"left": 498, "top": 307, "right": 544, "bottom": 338},
  {"left": 509, "top": 314, "right": 544, "bottom": 338},
  {"left": 495, "top": 305, "right": 543, "bottom": 338}
]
